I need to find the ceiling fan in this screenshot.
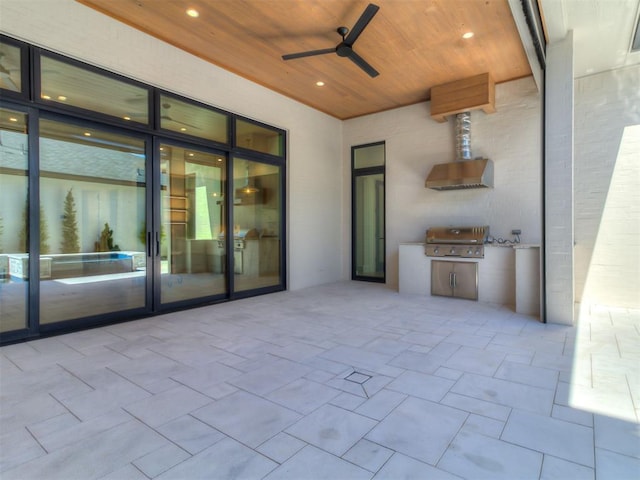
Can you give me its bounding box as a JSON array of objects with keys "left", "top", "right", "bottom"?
[
  {"left": 282, "top": 3, "right": 380, "bottom": 78},
  {"left": 126, "top": 102, "right": 201, "bottom": 130},
  {"left": 160, "top": 103, "right": 201, "bottom": 130}
]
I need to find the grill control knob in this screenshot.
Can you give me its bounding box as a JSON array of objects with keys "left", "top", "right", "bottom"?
[
  {"left": 433, "top": 247, "right": 439, "bottom": 254},
  {"left": 475, "top": 249, "right": 481, "bottom": 255},
  {"left": 449, "top": 247, "right": 456, "bottom": 255},
  {"left": 467, "top": 248, "right": 473, "bottom": 255}
]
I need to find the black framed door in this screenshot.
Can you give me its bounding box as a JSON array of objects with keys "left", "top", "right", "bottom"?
[
  {"left": 154, "top": 139, "right": 228, "bottom": 309},
  {"left": 352, "top": 142, "right": 385, "bottom": 282},
  {"left": 0, "top": 34, "right": 287, "bottom": 344}
]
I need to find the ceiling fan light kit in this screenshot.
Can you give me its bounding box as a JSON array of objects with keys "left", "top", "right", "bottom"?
[{"left": 282, "top": 3, "right": 380, "bottom": 78}]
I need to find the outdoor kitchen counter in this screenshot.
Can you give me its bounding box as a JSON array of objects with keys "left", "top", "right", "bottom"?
[{"left": 399, "top": 243, "right": 540, "bottom": 317}]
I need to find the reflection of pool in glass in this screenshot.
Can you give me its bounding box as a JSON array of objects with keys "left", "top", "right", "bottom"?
[{"left": 2, "top": 251, "right": 146, "bottom": 282}]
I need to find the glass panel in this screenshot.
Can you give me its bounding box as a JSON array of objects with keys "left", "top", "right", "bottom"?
[
  {"left": 235, "top": 119, "right": 283, "bottom": 156},
  {"left": 232, "top": 158, "right": 281, "bottom": 292},
  {"left": 0, "top": 41, "right": 22, "bottom": 93},
  {"left": 0, "top": 108, "right": 28, "bottom": 332},
  {"left": 354, "top": 173, "right": 385, "bottom": 278},
  {"left": 354, "top": 143, "right": 385, "bottom": 169},
  {"left": 39, "top": 119, "right": 147, "bottom": 324},
  {"left": 160, "top": 145, "right": 227, "bottom": 304},
  {"left": 40, "top": 55, "right": 149, "bottom": 124},
  {"left": 160, "top": 95, "right": 228, "bottom": 143}
]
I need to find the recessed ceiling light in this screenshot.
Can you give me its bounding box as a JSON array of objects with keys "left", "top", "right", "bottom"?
[
  {"left": 188, "top": 152, "right": 194, "bottom": 157},
  {"left": 123, "top": 116, "right": 131, "bottom": 121},
  {"left": 180, "top": 127, "right": 187, "bottom": 131},
  {"left": 58, "top": 95, "right": 67, "bottom": 101},
  {"left": 462, "top": 32, "right": 474, "bottom": 39},
  {"left": 9, "top": 117, "right": 18, "bottom": 122},
  {"left": 186, "top": 8, "right": 199, "bottom": 18},
  {"left": 316, "top": 81, "right": 325, "bottom": 87},
  {"left": 41, "top": 94, "right": 51, "bottom": 100},
  {"left": 84, "top": 132, "right": 91, "bottom": 137}
]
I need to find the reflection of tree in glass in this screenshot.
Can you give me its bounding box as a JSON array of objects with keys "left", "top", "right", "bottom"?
[
  {"left": 61, "top": 188, "right": 80, "bottom": 253},
  {"left": 19, "top": 200, "right": 50, "bottom": 254},
  {"left": 95, "top": 223, "right": 120, "bottom": 252}
]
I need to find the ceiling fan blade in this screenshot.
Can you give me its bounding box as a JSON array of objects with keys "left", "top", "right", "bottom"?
[
  {"left": 0, "top": 71, "right": 20, "bottom": 92},
  {"left": 346, "top": 50, "right": 379, "bottom": 78},
  {"left": 282, "top": 48, "right": 336, "bottom": 61},
  {"left": 344, "top": 3, "right": 379, "bottom": 46}
]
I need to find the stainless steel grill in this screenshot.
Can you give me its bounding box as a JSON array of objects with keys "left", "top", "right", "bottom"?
[
  {"left": 216, "top": 228, "right": 259, "bottom": 274},
  {"left": 217, "top": 228, "right": 259, "bottom": 250},
  {"left": 424, "top": 226, "right": 489, "bottom": 258}
]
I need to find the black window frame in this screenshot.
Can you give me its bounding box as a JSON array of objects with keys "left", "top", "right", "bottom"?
[
  {"left": 0, "top": 33, "right": 288, "bottom": 344},
  {"left": 351, "top": 141, "right": 386, "bottom": 283},
  {"left": 0, "top": 35, "right": 29, "bottom": 101}
]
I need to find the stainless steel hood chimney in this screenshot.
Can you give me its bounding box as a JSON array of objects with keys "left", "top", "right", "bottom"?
[{"left": 425, "top": 112, "right": 494, "bottom": 191}]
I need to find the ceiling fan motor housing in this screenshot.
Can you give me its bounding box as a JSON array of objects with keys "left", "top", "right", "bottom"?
[{"left": 336, "top": 43, "right": 352, "bottom": 57}]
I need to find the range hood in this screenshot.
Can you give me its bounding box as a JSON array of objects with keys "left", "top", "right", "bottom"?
[
  {"left": 425, "top": 111, "right": 494, "bottom": 191},
  {"left": 425, "top": 158, "right": 494, "bottom": 191}
]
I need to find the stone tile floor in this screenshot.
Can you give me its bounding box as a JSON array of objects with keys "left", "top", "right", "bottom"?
[{"left": 1, "top": 281, "right": 638, "bottom": 479}]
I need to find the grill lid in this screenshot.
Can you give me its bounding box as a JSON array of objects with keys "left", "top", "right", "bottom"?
[{"left": 426, "top": 226, "right": 489, "bottom": 244}]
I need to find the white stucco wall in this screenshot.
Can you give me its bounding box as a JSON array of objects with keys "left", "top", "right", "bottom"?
[
  {"left": 343, "top": 77, "right": 542, "bottom": 289},
  {"left": 574, "top": 65, "right": 640, "bottom": 310},
  {"left": 0, "top": 0, "right": 345, "bottom": 290}
]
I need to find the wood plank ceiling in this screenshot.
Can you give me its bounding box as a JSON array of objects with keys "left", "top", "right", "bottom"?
[{"left": 77, "top": 0, "right": 532, "bottom": 120}]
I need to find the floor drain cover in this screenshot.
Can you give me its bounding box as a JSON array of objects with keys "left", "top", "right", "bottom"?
[{"left": 345, "top": 372, "right": 372, "bottom": 384}]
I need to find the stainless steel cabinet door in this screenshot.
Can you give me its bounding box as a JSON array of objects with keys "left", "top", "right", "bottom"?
[
  {"left": 451, "top": 261, "right": 478, "bottom": 300},
  {"left": 430, "top": 260, "right": 478, "bottom": 300},
  {"left": 431, "top": 260, "right": 454, "bottom": 297}
]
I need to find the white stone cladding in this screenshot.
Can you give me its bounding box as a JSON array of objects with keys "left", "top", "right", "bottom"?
[
  {"left": 574, "top": 65, "right": 640, "bottom": 310},
  {"left": 545, "top": 32, "right": 575, "bottom": 325}
]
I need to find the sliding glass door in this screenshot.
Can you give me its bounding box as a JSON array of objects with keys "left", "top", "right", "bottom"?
[
  {"left": 0, "top": 35, "right": 287, "bottom": 343},
  {"left": 0, "top": 107, "right": 29, "bottom": 333},
  {"left": 159, "top": 142, "right": 227, "bottom": 305},
  {"left": 232, "top": 158, "right": 282, "bottom": 293},
  {"left": 38, "top": 117, "right": 149, "bottom": 324}
]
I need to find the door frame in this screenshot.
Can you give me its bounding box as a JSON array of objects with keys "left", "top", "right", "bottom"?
[
  {"left": 351, "top": 141, "right": 386, "bottom": 283},
  {"left": 152, "top": 137, "right": 230, "bottom": 311}
]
